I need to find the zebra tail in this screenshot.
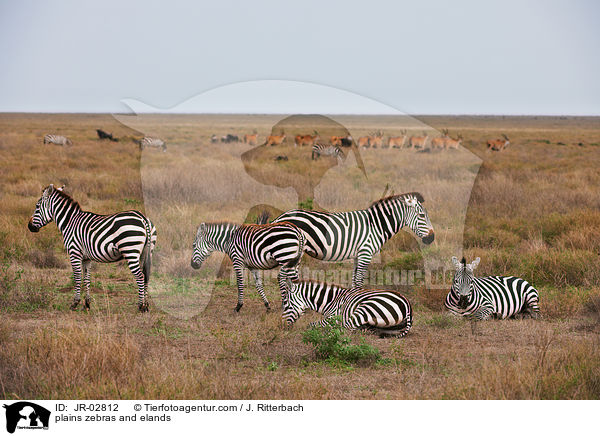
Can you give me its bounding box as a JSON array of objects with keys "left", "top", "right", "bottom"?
[
  {"left": 141, "top": 223, "right": 153, "bottom": 287},
  {"left": 370, "top": 317, "right": 412, "bottom": 338}
]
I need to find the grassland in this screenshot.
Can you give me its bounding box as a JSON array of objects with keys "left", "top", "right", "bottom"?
[{"left": 0, "top": 113, "right": 599, "bottom": 399}]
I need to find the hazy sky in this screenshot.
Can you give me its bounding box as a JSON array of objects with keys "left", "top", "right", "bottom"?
[{"left": 1, "top": 0, "right": 598, "bottom": 114}]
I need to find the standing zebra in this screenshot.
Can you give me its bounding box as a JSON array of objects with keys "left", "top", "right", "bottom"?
[
  {"left": 445, "top": 257, "right": 540, "bottom": 320},
  {"left": 44, "top": 134, "right": 72, "bottom": 146},
  {"left": 272, "top": 192, "right": 434, "bottom": 290},
  {"left": 311, "top": 142, "right": 345, "bottom": 161},
  {"left": 191, "top": 221, "right": 305, "bottom": 311},
  {"left": 282, "top": 280, "right": 412, "bottom": 337},
  {"left": 28, "top": 185, "right": 157, "bottom": 312},
  {"left": 139, "top": 136, "right": 167, "bottom": 152}
]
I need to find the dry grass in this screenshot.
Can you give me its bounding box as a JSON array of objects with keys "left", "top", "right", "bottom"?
[{"left": 1, "top": 113, "right": 599, "bottom": 399}]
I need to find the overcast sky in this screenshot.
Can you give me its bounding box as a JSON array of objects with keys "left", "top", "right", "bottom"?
[{"left": 1, "top": 0, "right": 598, "bottom": 115}]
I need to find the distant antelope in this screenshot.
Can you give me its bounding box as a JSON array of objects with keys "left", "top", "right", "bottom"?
[
  {"left": 244, "top": 133, "right": 259, "bottom": 146},
  {"left": 431, "top": 129, "right": 448, "bottom": 150},
  {"left": 487, "top": 134, "right": 510, "bottom": 151},
  {"left": 444, "top": 133, "right": 463, "bottom": 150},
  {"left": 266, "top": 132, "right": 286, "bottom": 146},
  {"left": 408, "top": 132, "right": 429, "bottom": 149},
  {"left": 210, "top": 134, "right": 219, "bottom": 143},
  {"left": 44, "top": 134, "right": 72, "bottom": 146},
  {"left": 369, "top": 131, "right": 384, "bottom": 148},
  {"left": 388, "top": 130, "right": 408, "bottom": 148},
  {"left": 357, "top": 135, "right": 371, "bottom": 148},
  {"left": 294, "top": 131, "right": 320, "bottom": 147}
]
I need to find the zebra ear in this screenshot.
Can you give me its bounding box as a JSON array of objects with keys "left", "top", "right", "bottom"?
[
  {"left": 470, "top": 257, "right": 481, "bottom": 270},
  {"left": 57, "top": 185, "right": 65, "bottom": 191},
  {"left": 44, "top": 184, "right": 54, "bottom": 197},
  {"left": 451, "top": 256, "right": 461, "bottom": 269}
]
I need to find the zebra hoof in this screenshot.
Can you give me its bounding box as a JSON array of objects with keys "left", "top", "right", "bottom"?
[
  {"left": 235, "top": 303, "right": 243, "bottom": 312},
  {"left": 84, "top": 298, "right": 91, "bottom": 310},
  {"left": 138, "top": 302, "right": 149, "bottom": 313},
  {"left": 70, "top": 300, "right": 80, "bottom": 311},
  {"left": 264, "top": 303, "right": 271, "bottom": 312}
]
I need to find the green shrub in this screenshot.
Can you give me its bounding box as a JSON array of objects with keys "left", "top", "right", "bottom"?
[
  {"left": 298, "top": 198, "right": 313, "bottom": 210},
  {"left": 302, "top": 317, "right": 381, "bottom": 367}
]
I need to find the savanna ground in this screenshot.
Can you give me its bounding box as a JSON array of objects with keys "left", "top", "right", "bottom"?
[{"left": 1, "top": 113, "right": 599, "bottom": 399}]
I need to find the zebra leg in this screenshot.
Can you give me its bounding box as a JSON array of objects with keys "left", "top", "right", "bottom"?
[
  {"left": 82, "top": 260, "right": 92, "bottom": 310},
  {"left": 251, "top": 270, "right": 271, "bottom": 311},
  {"left": 232, "top": 261, "right": 245, "bottom": 312},
  {"left": 125, "top": 256, "right": 148, "bottom": 312},
  {"left": 69, "top": 253, "right": 83, "bottom": 310},
  {"left": 352, "top": 253, "right": 373, "bottom": 290}
]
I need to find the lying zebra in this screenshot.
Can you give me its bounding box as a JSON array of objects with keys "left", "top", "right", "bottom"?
[
  {"left": 191, "top": 221, "right": 305, "bottom": 311},
  {"left": 446, "top": 256, "right": 540, "bottom": 320},
  {"left": 282, "top": 280, "right": 412, "bottom": 337}
]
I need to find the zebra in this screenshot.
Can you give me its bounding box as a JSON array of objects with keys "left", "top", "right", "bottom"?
[
  {"left": 282, "top": 280, "right": 412, "bottom": 337},
  {"left": 139, "top": 136, "right": 166, "bottom": 152},
  {"left": 191, "top": 221, "right": 306, "bottom": 312},
  {"left": 43, "top": 134, "right": 72, "bottom": 146},
  {"left": 311, "top": 142, "right": 345, "bottom": 161},
  {"left": 445, "top": 256, "right": 540, "bottom": 320},
  {"left": 27, "top": 184, "right": 157, "bottom": 312},
  {"left": 272, "top": 192, "right": 435, "bottom": 290}
]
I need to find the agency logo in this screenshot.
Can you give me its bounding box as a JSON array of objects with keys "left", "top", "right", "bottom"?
[{"left": 3, "top": 402, "right": 50, "bottom": 434}]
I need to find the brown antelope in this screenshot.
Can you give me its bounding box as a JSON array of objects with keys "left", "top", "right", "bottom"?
[
  {"left": 369, "top": 130, "right": 384, "bottom": 148},
  {"left": 243, "top": 133, "right": 259, "bottom": 146},
  {"left": 294, "top": 131, "right": 320, "bottom": 147},
  {"left": 444, "top": 133, "right": 463, "bottom": 150},
  {"left": 487, "top": 134, "right": 510, "bottom": 151},
  {"left": 357, "top": 135, "right": 371, "bottom": 148},
  {"left": 431, "top": 129, "right": 448, "bottom": 150},
  {"left": 266, "top": 132, "right": 286, "bottom": 146},
  {"left": 387, "top": 130, "right": 408, "bottom": 148},
  {"left": 409, "top": 131, "right": 429, "bottom": 149}
]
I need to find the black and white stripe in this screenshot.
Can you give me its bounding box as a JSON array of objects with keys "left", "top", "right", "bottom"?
[
  {"left": 28, "top": 185, "right": 156, "bottom": 311},
  {"left": 282, "top": 280, "right": 412, "bottom": 337},
  {"left": 312, "top": 142, "right": 344, "bottom": 160},
  {"left": 191, "top": 222, "right": 305, "bottom": 311},
  {"left": 139, "top": 136, "right": 166, "bottom": 152},
  {"left": 273, "top": 192, "right": 434, "bottom": 289},
  {"left": 44, "top": 134, "right": 72, "bottom": 146},
  {"left": 445, "top": 257, "right": 540, "bottom": 320}
]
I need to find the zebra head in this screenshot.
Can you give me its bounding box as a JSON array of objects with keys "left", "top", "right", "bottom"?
[
  {"left": 191, "top": 223, "right": 213, "bottom": 269},
  {"left": 28, "top": 184, "right": 63, "bottom": 233},
  {"left": 281, "top": 279, "right": 305, "bottom": 326},
  {"left": 401, "top": 193, "right": 435, "bottom": 244},
  {"left": 451, "top": 256, "right": 480, "bottom": 309}
]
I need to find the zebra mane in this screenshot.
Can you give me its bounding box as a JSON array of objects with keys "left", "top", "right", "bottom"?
[
  {"left": 369, "top": 192, "right": 424, "bottom": 208},
  {"left": 46, "top": 186, "right": 81, "bottom": 210}
]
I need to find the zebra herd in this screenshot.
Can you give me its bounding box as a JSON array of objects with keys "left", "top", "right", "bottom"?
[
  {"left": 42, "top": 132, "right": 167, "bottom": 152},
  {"left": 28, "top": 184, "right": 540, "bottom": 335}
]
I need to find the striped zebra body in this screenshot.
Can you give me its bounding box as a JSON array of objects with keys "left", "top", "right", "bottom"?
[
  {"left": 273, "top": 192, "right": 434, "bottom": 289},
  {"left": 191, "top": 222, "right": 306, "bottom": 311},
  {"left": 140, "top": 137, "right": 166, "bottom": 152},
  {"left": 44, "top": 134, "right": 72, "bottom": 146},
  {"left": 28, "top": 185, "right": 157, "bottom": 312},
  {"left": 283, "top": 280, "right": 412, "bottom": 337},
  {"left": 311, "top": 142, "right": 344, "bottom": 160},
  {"left": 445, "top": 257, "right": 540, "bottom": 320}
]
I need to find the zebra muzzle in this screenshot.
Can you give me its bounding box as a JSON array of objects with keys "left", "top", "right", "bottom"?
[
  {"left": 28, "top": 218, "right": 39, "bottom": 233},
  {"left": 458, "top": 296, "right": 469, "bottom": 309},
  {"left": 422, "top": 231, "right": 434, "bottom": 245}
]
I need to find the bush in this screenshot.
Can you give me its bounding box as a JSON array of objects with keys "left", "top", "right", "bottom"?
[{"left": 302, "top": 317, "right": 381, "bottom": 367}]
